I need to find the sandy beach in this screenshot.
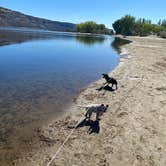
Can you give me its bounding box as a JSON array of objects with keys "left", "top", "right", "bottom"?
[{"left": 12, "top": 36, "right": 166, "bottom": 166}]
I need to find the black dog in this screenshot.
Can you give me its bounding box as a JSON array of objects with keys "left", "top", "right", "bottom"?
[{"left": 102, "top": 73, "right": 118, "bottom": 89}]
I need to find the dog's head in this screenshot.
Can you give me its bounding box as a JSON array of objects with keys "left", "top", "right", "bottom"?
[{"left": 102, "top": 73, "right": 108, "bottom": 78}]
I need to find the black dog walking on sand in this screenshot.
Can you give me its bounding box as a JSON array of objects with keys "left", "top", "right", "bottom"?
[{"left": 102, "top": 73, "right": 118, "bottom": 89}]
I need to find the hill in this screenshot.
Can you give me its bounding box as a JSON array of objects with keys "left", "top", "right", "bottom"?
[{"left": 0, "top": 7, "right": 76, "bottom": 32}]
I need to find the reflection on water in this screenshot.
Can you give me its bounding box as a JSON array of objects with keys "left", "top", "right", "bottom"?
[
  {"left": 76, "top": 35, "right": 105, "bottom": 45},
  {"left": 111, "top": 37, "right": 132, "bottom": 53},
  {"left": 0, "top": 29, "right": 75, "bottom": 46},
  {"left": 0, "top": 28, "right": 124, "bottom": 165},
  {"left": 0, "top": 29, "right": 106, "bottom": 47}
]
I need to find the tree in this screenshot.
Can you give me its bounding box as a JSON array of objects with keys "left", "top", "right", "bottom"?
[
  {"left": 76, "top": 21, "right": 107, "bottom": 34},
  {"left": 161, "top": 19, "right": 166, "bottom": 27},
  {"left": 112, "top": 15, "right": 136, "bottom": 35},
  {"left": 153, "top": 25, "right": 164, "bottom": 34},
  {"left": 112, "top": 15, "right": 163, "bottom": 36},
  {"left": 158, "top": 19, "right": 162, "bottom": 25},
  {"left": 112, "top": 19, "right": 123, "bottom": 34},
  {"left": 134, "top": 18, "right": 153, "bottom": 36},
  {"left": 76, "top": 21, "right": 98, "bottom": 33}
]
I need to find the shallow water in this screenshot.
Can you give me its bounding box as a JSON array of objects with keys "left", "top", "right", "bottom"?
[{"left": 0, "top": 29, "right": 122, "bottom": 163}]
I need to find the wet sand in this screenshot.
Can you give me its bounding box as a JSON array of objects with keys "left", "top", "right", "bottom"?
[{"left": 11, "top": 36, "right": 166, "bottom": 166}]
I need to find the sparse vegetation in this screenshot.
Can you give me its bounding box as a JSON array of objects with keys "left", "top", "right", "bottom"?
[
  {"left": 158, "top": 31, "right": 166, "bottom": 38},
  {"left": 112, "top": 15, "right": 166, "bottom": 38}
]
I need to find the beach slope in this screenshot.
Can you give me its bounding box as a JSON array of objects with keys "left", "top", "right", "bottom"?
[{"left": 16, "top": 36, "right": 166, "bottom": 166}]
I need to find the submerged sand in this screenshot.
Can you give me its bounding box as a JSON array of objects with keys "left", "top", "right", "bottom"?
[{"left": 12, "top": 36, "right": 166, "bottom": 166}]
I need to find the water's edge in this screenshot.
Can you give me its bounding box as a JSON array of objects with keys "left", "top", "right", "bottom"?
[
  {"left": 0, "top": 34, "right": 132, "bottom": 166},
  {"left": 49, "top": 36, "right": 132, "bottom": 123}
]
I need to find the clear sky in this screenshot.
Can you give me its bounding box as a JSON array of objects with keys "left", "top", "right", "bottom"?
[{"left": 0, "top": 0, "right": 165, "bottom": 28}]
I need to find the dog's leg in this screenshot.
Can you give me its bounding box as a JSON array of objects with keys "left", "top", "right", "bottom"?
[
  {"left": 103, "top": 82, "right": 108, "bottom": 85},
  {"left": 100, "top": 83, "right": 107, "bottom": 90},
  {"left": 102, "top": 83, "right": 109, "bottom": 95},
  {"left": 116, "top": 83, "right": 118, "bottom": 89}
]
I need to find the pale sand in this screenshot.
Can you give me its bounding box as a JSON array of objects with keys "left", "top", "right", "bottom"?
[{"left": 14, "top": 36, "right": 166, "bottom": 166}]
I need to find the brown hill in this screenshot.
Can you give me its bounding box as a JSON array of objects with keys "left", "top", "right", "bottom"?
[{"left": 0, "top": 7, "right": 76, "bottom": 31}]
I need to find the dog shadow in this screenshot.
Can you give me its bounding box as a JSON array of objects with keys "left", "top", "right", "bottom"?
[
  {"left": 96, "top": 85, "right": 115, "bottom": 92},
  {"left": 76, "top": 118, "right": 100, "bottom": 134}
]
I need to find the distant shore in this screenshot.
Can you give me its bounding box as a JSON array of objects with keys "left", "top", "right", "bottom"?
[
  {"left": 0, "top": 27, "right": 106, "bottom": 36},
  {"left": 14, "top": 35, "right": 166, "bottom": 166}
]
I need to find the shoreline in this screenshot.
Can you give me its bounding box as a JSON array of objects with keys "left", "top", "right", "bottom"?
[
  {"left": 14, "top": 36, "right": 166, "bottom": 166},
  {"left": 10, "top": 36, "right": 136, "bottom": 166},
  {"left": 12, "top": 35, "right": 131, "bottom": 165}
]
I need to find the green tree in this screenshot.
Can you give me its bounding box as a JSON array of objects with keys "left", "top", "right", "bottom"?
[
  {"left": 134, "top": 18, "right": 153, "bottom": 36},
  {"left": 153, "top": 25, "right": 164, "bottom": 34},
  {"left": 112, "top": 15, "right": 162, "bottom": 36},
  {"left": 158, "top": 19, "right": 162, "bottom": 25},
  {"left": 76, "top": 21, "right": 107, "bottom": 34},
  {"left": 76, "top": 21, "right": 97, "bottom": 33},
  {"left": 112, "top": 15, "right": 135, "bottom": 35},
  {"left": 161, "top": 19, "right": 166, "bottom": 27}
]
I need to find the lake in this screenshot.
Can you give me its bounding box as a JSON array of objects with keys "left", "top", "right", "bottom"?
[{"left": 0, "top": 29, "right": 122, "bottom": 163}]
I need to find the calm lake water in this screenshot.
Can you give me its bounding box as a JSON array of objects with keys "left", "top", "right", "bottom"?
[{"left": 0, "top": 29, "right": 124, "bottom": 163}]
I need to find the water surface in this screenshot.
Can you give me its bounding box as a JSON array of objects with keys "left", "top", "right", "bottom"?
[{"left": 0, "top": 29, "right": 122, "bottom": 164}]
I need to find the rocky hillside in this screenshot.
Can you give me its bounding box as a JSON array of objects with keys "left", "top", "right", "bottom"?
[{"left": 0, "top": 7, "right": 76, "bottom": 31}]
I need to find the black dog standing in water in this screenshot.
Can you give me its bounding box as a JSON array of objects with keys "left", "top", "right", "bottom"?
[{"left": 102, "top": 73, "right": 118, "bottom": 90}]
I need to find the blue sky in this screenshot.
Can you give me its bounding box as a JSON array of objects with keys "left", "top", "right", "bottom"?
[{"left": 0, "top": 0, "right": 165, "bottom": 28}]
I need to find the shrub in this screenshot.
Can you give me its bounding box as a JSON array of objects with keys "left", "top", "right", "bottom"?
[
  {"left": 158, "top": 31, "right": 166, "bottom": 38},
  {"left": 112, "top": 15, "right": 166, "bottom": 38}
]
